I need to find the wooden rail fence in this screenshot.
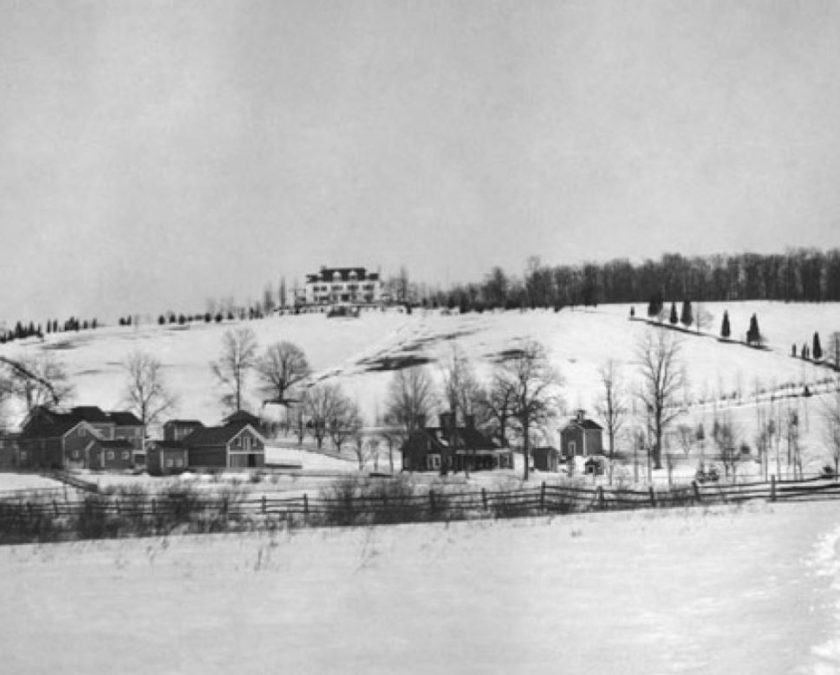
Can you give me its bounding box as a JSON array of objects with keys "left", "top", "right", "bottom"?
[{"left": 0, "top": 475, "right": 838, "bottom": 544}]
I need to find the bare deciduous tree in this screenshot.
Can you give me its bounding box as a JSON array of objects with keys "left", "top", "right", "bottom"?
[
  {"left": 494, "top": 339, "right": 562, "bottom": 481},
  {"left": 329, "top": 398, "right": 364, "bottom": 453},
  {"left": 256, "top": 341, "right": 311, "bottom": 406},
  {"left": 712, "top": 412, "right": 740, "bottom": 481},
  {"left": 823, "top": 380, "right": 840, "bottom": 478},
  {"left": 301, "top": 383, "right": 350, "bottom": 450},
  {"left": 440, "top": 346, "right": 483, "bottom": 475},
  {"left": 7, "top": 354, "right": 74, "bottom": 413},
  {"left": 210, "top": 328, "right": 258, "bottom": 413},
  {"left": 636, "top": 330, "right": 686, "bottom": 469},
  {"left": 829, "top": 332, "right": 840, "bottom": 369},
  {"left": 595, "top": 359, "right": 628, "bottom": 483},
  {"left": 122, "top": 351, "right": 178, "bottom": 427},
  {"left": 384, "top": 367, "right": 436, "bottom": 437},
  {"left": 477, "top": 374, "right": 516, "bottom": 447}
]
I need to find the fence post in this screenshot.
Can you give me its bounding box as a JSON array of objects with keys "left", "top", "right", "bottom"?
[
  {"left": 152, "top": 498, "right": 156, "bottom": 516},
  {"left": 429, "top": 490, "right": 435, "bottom": 514},
  {"left": 648, "top": 486, "right": 656, "bottom": 508},
  {"left": 540, "top": 482, "right": 546, "bottom": 512},
  {"left": 63, "top": 483, "right": 68, "bottom": 503},
  {"left": 303, "top": 493, "right": 309, "bottom": 520},
  {"left": 692, "top": 480, "right": 701, "bottom": 504},
  {"left": 771, "top": 475, "right": 776, "bottom": 503},
  {"left": 261, "top": 495, "right": 267, "bottom": 514},
  {"left": 481, "top": 488, "right": 487, "bottom": 510},
  {"left": 116, "top": 499, "right": 121, "bottom": 515},
  {"left": 52, "top": 499, "right": 59, "bottom": 517},
  {"left": 597, "top": 486, "right": 605, "bottom": 510}
]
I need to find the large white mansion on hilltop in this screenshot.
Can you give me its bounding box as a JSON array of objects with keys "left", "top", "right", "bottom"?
[{"left": 297, "top": 266, "right": 384, "bottom": 306}]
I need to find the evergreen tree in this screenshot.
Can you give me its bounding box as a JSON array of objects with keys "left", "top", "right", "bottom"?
[
  {"left": 158, "top": 315, "right": 165, "bottom": 325},
  {"left": 721, "top": 311, "right": 731, "bottom": 339},
  {"left": 746, "top": 314, "right": 761, "bottom": 345},
  {"left": 814, "top": 332, "right": 823, "bottom": 360},
  {"left": 647, "top": 291, "right": 664, "bottom": 319},
  {"left": 680, "top": 300, "right": 693, "bottom": 328},
  {"left": 669, "top": 302, "right": 678, "bottom": 324}
]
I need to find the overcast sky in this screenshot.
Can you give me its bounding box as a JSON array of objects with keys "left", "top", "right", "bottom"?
[{"left": 2, "top": 0, "right": 840, "bottom": 322}]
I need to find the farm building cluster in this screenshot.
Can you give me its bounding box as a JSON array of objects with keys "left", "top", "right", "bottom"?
[
  {"left": 0, "top": 406, "right": 267, "bottom": 476},
  {"left": 0, "top": 402, "right": 603, "bottom": 476}
]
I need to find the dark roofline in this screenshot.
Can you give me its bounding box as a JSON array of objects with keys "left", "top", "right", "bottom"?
[
  {"left": 562, "top": 419, "right": 604, "bottom": 431},
  {"left": 94, "top": 439, "right": 134, "bottom": 448},
  {"left": 306, "top": 267, "right": 379, "bottom": 283}
]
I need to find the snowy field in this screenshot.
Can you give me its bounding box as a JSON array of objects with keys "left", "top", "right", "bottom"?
[
  {"left": 2, "top": 501, "right": 840, "bottom": 674},
  {"left": 0, "top": 472, "right": 65, "bottom": 493}
]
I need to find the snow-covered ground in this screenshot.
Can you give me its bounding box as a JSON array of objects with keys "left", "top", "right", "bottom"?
[
  {"left": 2, "top": 501, "right": 839, "bottom": 674},
  {"left": 0, "top": 472, "right": 65, "bottom": 493}
]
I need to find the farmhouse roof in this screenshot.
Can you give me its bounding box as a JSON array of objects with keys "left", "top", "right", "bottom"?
[
  {"left": 419, "top": 425, "right": 498, "bottom": 452},
  {"left": 69, "top": 406, "right": 111, "bottom": 424},
  {"left": 20, "top": 414, "right": 90, "bottom": 440},
  {"left": 182, "top": 424, "right": 262, "bottom": 447},
  {"left": 107, "top": 411, "right": 143, "bottom": 426}
]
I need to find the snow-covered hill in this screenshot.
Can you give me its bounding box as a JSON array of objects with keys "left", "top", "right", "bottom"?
[{"left": 2, "top": 302, "right": 839, "bottom": 468}]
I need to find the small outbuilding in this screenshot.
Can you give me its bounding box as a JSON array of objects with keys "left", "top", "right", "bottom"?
[
  {"left": 560, "top": 410, "right": 604, "bottom": 459},
  {"left": 146, "top": 441, "right": 189, "bottom": 476},
  {"left": 86, "top": 439, "right": 134, "bottom": 471},
  {"left": 532, "top": 446, "right": 561, "bottom": 472}
]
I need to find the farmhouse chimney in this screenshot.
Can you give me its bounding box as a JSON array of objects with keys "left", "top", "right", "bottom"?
[
  {"left": 415, "top": 414, "right": 427, "bottom": 430},
  {"left": 465, "top": 414, "right": 475, "bottom": 429},
  {"left": 439, "top": 412, "right": 454, "bottom": 430},
  {"left": 576, "top": 409, "right": 586, "bottom": 423}
]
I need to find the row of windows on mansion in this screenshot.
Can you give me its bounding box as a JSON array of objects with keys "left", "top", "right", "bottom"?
[{"left": 296, "top": 266, "right": 385, "bottom": 306}]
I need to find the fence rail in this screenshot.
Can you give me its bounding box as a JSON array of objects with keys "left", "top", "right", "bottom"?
[{"left": 0, "top": 474, "right": 838, "bottom": 544}]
